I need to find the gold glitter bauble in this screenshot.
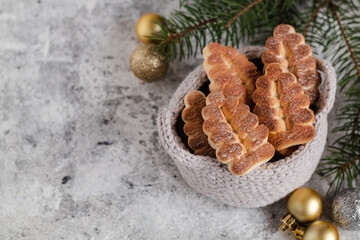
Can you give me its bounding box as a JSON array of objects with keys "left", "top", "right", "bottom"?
[
  {"left": 136, "top": 13, "right": 164, "bottom": 43},
  {"left": 130, "top": 44, "right": 168, "bottom": 82},
  {"left": 304, "top": 221, "right": 339, "bottom": 240},
  {"left": 287, "top": 187, "right": 323, "bottom": 223}
]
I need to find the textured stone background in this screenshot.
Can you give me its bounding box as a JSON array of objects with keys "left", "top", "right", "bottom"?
[{"left": 0, "top": 0, "right": 359, "bottom": 239}]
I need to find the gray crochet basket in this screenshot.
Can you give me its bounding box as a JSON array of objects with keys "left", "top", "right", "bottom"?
[{"left": 158, "top": 46, "right": 336, "bottom": 208}]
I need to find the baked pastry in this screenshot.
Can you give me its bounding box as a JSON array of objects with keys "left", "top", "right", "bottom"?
[
  {"left": 201, "top": 43, "right": 274, "bottom": 175},
  {"left": 202, "top": 92, "right": 275, "bottom": 175},
  {"left": 203, "top": 42, "right": 260, "bottom": 110},
  {"left": 182, "top": 90, "right": 216, "bottom": 157},
  {"left": 262, "top": 24, "right": 321, "bottom": 104},
  {"left": 252, "top": 63, "right": 316, "bottom": 155}
]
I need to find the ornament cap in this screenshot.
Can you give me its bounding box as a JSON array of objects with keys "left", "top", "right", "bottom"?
[{"left": 280, "top": 213, "right": 306, "bottom": 239}]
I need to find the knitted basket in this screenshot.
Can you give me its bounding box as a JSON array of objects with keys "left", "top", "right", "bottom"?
[{"left": 158, "top": 46, "right": 336, "bottom": 208}]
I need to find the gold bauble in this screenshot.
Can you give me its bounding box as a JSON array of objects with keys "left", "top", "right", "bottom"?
[
  {"left": 130, "top": 44, "right": 168, "bottom": 82},
  {"left": 136, "top": 13, "right": 164, "bottom": 43},
  {"left": 287, "top": 187, "right": 322, "bottom": 223},
  {"left": 303, "top": 221, "right": 340, "bottom": 240}
]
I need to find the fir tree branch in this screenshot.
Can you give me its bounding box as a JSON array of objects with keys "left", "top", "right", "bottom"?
[
  {"left": 163, "top": 18, "right": 217, "bottom": 44},
  {"left": 352, "top": 104, "right": 360, "bottom": 139},
  {"left": 338, "top": 157, "right": 359, "bottom": 174},
  {"left": 330, "top": 2, "right": 360, "bottom": 78},
  {"left": 224, "top": 0, "right": 263, "bottom": 28},
  {"left": 303, "top": 0, "right": 330, "bottom": 37},
  {"left": 319, "top": 3, "right": 360, "bottom": 192},
  {"left": 149, "top": 0, "right": 299, "bottom": 61}
]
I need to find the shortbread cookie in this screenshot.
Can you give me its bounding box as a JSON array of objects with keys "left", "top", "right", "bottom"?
[
  {"left": 201, "top": 43, "right": 274, "bottom": 174},
  {"left": 262, "top": 24, "right": 321, "bottom": 104},
  {"left": 203, "top": 42, "right": 260, "bottom": 113},
  {"left": 252, "top": 63, "right": 316, "bottom": 155},
  {"left": 202, "top": 92, "right": 275, "bottom": 175},
  {"left": 181, "top": 90, "right": 216, "bottom": 157}
]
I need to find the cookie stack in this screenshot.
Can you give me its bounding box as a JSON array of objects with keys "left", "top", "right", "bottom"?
[{"left": 181, "top": 24, "right": 320, "bottom": 176}]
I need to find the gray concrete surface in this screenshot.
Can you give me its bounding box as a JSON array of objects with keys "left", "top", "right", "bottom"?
[{"left": 0, "top": 0, "right": 359, "bottom": 239}]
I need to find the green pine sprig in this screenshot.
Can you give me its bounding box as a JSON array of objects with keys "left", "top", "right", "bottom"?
[
  {"left": 302, "top": 0, "right": 360, "bottom": 193},
  {"left": 148, "top": 0, "right": 301, "bottom": 61}
]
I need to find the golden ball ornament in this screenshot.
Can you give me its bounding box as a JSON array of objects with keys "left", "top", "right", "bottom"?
[
  {"left": 130, "top": 44, "right": 168, "bottom": 82},
  {"left": 303, "top": 221, "right": 340, "bottom": 240},
  {"left": 136, "top": 13, "right": 165, "bottom": 43},
  {"left": 287, "top": 187, "right": 323, "bottom": 223}
]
